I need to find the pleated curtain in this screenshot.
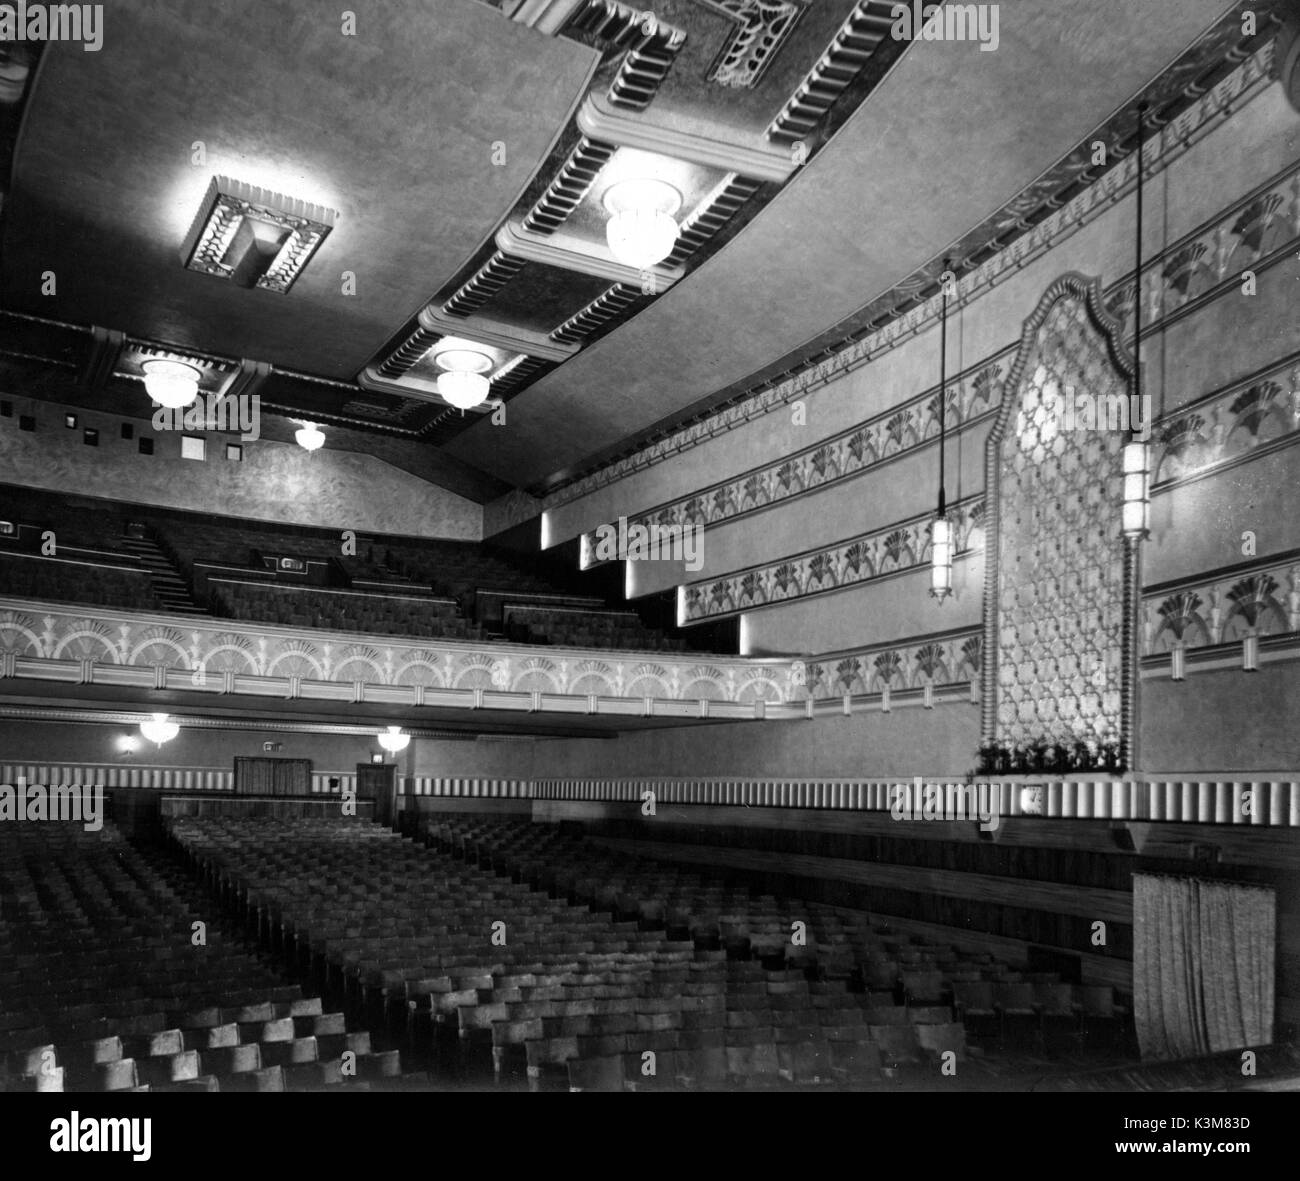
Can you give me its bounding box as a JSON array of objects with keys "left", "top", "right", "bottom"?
[
  {"left": 1133, "top": 873, "right": 1275, "bottom": 1061},
  {"left": 233, "top": 757, "right": 311, "bottom": 797}
]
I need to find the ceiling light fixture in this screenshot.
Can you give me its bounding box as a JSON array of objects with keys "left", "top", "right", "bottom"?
[
  {"left": 141, "top": 359, "right": 201, "bottom": 408},
  {"left": 930, "top": 258, "right": 954, "bottom": 603},
  {"left": 377, "top": 725, "right": 410, "bottom": 754},
  {"left": 1123, "top": 104, "right": 1151, "bottom": 539},
  {"left": 294, "top": 422, "right": 326, "bottom": 451},
  {"left": 139, "top": 713, "right": 180, "bottom": 746},
  {"left": 181, "top": 176, "right": 337, "bottom": 294},
  {"left": 603, "top": 178, "right": 682, "bottom": 270},
  {"left": 434, "top": 347, "right": 493, "bottom": 411}
]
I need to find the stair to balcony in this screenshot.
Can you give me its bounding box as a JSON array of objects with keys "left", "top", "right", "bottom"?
[{"left": 120, "top": 535, "right": 208, "bottom": 615}]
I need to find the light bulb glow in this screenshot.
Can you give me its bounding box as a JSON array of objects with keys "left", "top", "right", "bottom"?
[
  {"left": 1121, "top": 439, "right": 1150, "bottom": 536},
  {"left": 437, "top": 370, "right": 489, "bottom": 410},
  {"left": 433, "top": 348, "right": 492, "bottom": 374},
  {"left": 603, "top": 179, "right": 681, "bottom": 270},
  {"left": 930, "top": 515, "right": 953, "bottom": 601},
  {"left": 377, "top": 725, "right": 410, "bottom": 754},
  {"left": 139, "top": 712, "right": 179, "bottom": 746},
  {"left": 142, "top": 359, "right": 201, "bottom": 408},
  {"left": 295, "top": 422, "right": 325, "bottom": 451}
]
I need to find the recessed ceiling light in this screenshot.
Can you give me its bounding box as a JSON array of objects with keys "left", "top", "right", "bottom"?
[
  {"left": 181, "top": 175, "right": 337, "bottom": 294},
  {"left": 603, "top": 178, "right": 681, "bottom": 270}
]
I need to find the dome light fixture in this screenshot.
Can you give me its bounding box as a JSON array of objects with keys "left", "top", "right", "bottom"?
[
  {"left": 433, "top": 347, "right": 493, "bottom": 411},
  {"left": 603, "top": 178, "right": 681, "bottom": 271},
  {"left": 139, "top": 713, "right": 180, "bottom": 746},
  {"left": 141, "top": 359, "right": 201, "bottom": 408},
  {"left": 295, "top": 421, "right": 326, "bottom": 451},
  {"left": 377, "top": 725, "right": 410, "bottom": 754}
]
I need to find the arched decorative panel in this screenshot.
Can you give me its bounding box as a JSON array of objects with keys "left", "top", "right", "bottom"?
[{"left": 982, "top": 273, "right": 1140, "bottom": 766}]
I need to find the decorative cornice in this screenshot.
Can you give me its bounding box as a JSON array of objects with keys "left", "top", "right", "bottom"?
[
  {"left": 0, "top": 706, "right": 467, "bottom": 741},
  {"left": 375, "top": 325, "right": 441, "bottom": 380},
  {"left": 662, "top": 172, "right": 763, "bottom": 267},
  {"left": 1142, "top": 555, "right": 1300, "bottom": 657},
  {"left": 441, "top": 251, "right": 527, "bottom": 318},
  {"left": 521, "top": 136, "right": 618, "bottom": 236},
  {"left": 550, "top": 282, "right": 642, "bottom": 344},
  {"left": 805, "top": 627, "right": 982, "bottom": 700},
  {"left": 560, "top": 0, "right": 688, "bottom": 111},
  {"left": 766, "top": 0, "right": 897, "bottom": 144},
  {"left": 577, "top": 90, "right": 797, "bottom": 181},
  {"left": 496, "top": 217, "right": 685, "bottom": 285},
  {"left": 419, "top": 304, "right": 577, "bottom": 362},
  {"left": 1152, "top": 351, "right": 1300, "bottom": 489},
  {"left": 488, "top": 354, "right": 553, "bottom": 400},
  {"left": 581, "top": 348, "right": 1011, "bottom": 566},
  {"left": 680, "top": 494, "right": 983, "bottom": 623},
  {"left": 703, "top": 0, "right": 807, "bottom": 90}
]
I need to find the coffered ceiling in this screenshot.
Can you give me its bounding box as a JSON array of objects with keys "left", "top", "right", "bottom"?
[{"left": 0, "top": 0, "right": 1268, "bottom": 504}]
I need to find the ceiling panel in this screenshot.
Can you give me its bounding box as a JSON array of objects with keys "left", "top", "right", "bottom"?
[
  {"left": 0, "top": 0, "right": 597, "bottom": 378},
  {"left": 444, "top": 0, "right": 1236, "bottom": 488}
]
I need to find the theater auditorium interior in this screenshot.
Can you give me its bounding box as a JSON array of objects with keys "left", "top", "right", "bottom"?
[{"left": 0, "top": 0, "right": 1297, "bottom": 1107}]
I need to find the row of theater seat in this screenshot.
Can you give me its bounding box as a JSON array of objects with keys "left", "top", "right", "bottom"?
[
  {"left": 504, "top": 606, "right": 690, "bottom": 653},
  {"left": 0, "top": 822, "right": 425, "bottom": 1093},
  {"left": 0, "top": 552, "right": 160, "bottom": 611},
  {"left": 0, "top": 487, "right": 129, "bottom": 553},
  {"left": 428, "top": 817, "right": 1134, "bottom": 1062},
  {"left": 382, "top": 541, "right": 560, "bottom": 604},
  {"left": 207, "top": 581, "right": 483, "bottom": 640},
  {"left": 166, "top": 815, "right": 982, "bottom": 1090},
  {"left": 0, "top": 486, "right": 709, "bottom": 656}
]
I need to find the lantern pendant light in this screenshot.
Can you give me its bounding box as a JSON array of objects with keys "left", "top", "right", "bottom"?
[
  {"left": 930, "top": 258, "right": 954, "bottom": 602},
  {"left": 1122, "top": 103, "right": 1151, "bottom": 539}
]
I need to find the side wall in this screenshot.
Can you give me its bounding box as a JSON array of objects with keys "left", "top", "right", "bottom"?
[{"left": 0, "top": 394, "right": 483, "bottom": 540}]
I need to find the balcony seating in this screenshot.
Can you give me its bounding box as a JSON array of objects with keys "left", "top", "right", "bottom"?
[
  {"left": 0, "top": 485, "right": 708, "bottom": 653},
  {"left": 0, "top": 551, "right": 158, "bottom": 610}
]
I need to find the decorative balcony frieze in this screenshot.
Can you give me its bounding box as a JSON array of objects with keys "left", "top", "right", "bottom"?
[{"left": 0, "top": 599, "right": 806, "bottom": 719}]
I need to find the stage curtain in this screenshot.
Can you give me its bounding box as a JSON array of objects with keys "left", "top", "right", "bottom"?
[
  {"left": 1133, "top": 873, "right": 1275, "bottom": 1061},
  {"left": 233, "top": 757, "right": 311, "bottom": 797}
]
